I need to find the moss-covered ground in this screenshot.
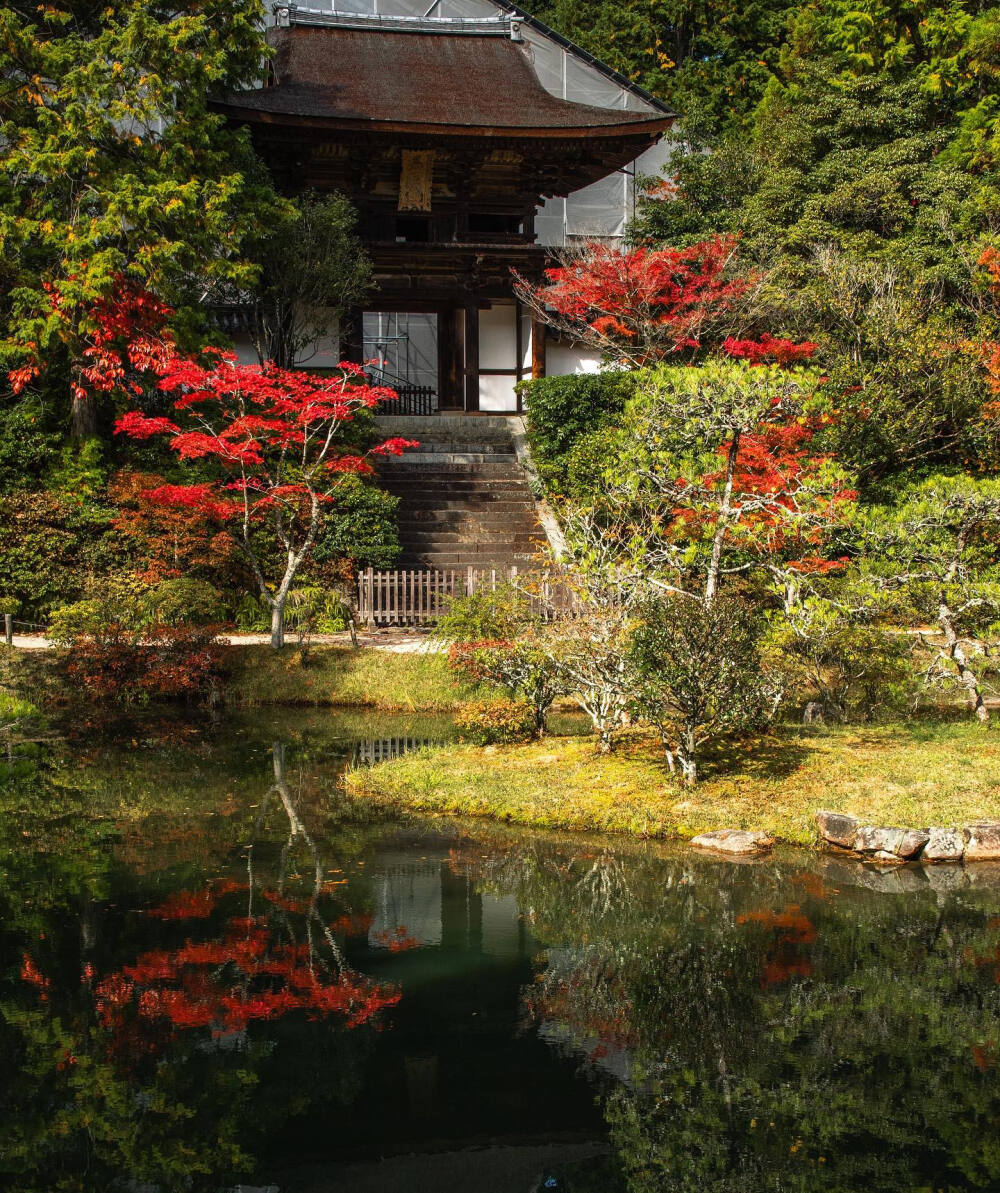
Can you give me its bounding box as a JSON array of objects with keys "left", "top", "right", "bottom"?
[{"left": 344, "top": 720, "right": 1000, "bottom": 845}]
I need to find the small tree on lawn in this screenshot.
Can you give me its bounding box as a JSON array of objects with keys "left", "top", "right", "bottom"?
[
  {"left": 629, "top": 591, "right": 778, "bottom": 784},
  {"left": 511, "top": 235, "right": 750, "bottom": 368},
  {"left": 856, "top": 474, "right": 1000, "bottom": 722},
  {"left": 449, "top": 636, "right": 570, "bottom": 737},
  {"left": 115, "top": 352, "right": 415, "bottom": 649}
]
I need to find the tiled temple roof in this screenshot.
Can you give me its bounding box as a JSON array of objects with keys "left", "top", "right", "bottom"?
[{"left": 213, "top": 14, "right": 674, "bottom": 138}]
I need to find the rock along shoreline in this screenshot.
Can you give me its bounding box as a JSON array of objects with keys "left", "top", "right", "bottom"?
[{"left": 815, "top": 810, "right": 1000, "bottom": 865}]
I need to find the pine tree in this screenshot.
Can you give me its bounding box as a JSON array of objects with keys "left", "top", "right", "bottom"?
[{"left": 0, "top": 0, "right": 280, "bottom": 434}]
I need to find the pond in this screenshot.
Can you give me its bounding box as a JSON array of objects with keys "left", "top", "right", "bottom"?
[{"left": 2, "top": 709, "right": 1000, "bottom": 1192}]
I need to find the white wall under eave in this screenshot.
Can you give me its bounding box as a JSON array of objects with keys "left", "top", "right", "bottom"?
[{"left": 545, "top": 341, "right": 603, "bottom": 377}]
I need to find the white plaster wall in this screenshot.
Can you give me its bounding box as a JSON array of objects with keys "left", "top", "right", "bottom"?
[
  {"left": 479, "top": 301, "right": 517, "bottom": 369},
  {"left": 479, "top": 373, "right": 519, "bottom": 411},
  {"left": 545, "top": 342, "right": 603, "bottom": 376}
]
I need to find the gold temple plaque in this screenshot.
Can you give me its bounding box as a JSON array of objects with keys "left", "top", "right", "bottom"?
[{"left": 398, "top": 149, "right": 435, "bottom": 213}]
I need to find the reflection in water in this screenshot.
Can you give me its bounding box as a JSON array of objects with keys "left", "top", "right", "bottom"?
[
  {"left": 352, "top": 736, "right": 436, "bottom": 766},
  {"left": 2, "top": 714, "right": 1000, "bottom": 1192}
]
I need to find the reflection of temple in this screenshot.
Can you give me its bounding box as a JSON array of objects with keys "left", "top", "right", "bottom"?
[
  {"left": 367, "top": 850, "right": 524, "bottom": 955},
  {"left": 276, "top": 843, "right": 611, "bottom": 1183}
]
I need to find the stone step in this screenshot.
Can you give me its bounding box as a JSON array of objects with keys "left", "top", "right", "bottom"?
[
  {"left": 393, "top": 441, "right": 516, "bottom": 454},
  {"left": 383, "top": 479, "right": 530, "bottom": 494},
  {"left": 400, "top": 553, "right": 542, "bottom": 568},
  {"left": 395, "top": 498, "right": 537, "bottom": 512},
  {"left": 403, "top": 534, "right": 544, "bottom": 548},
  {"left": 378, "top": 460, "right": 527, "bottom": 475},
  {"left": 399, "top": 515, "right": 542, "bottom": 528},
  {"left": 375, "top": 412, "right": 546, "bottom": 569},
  {"left": 383, "top": 450, "right": 517, "bottom": 465},
  {"left": 376, "top": 414, "right": 519, "bottom": 444}
]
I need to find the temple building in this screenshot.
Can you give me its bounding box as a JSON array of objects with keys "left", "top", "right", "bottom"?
[{"left": 214, "top": 1, "right": 675, "bottom": 414}]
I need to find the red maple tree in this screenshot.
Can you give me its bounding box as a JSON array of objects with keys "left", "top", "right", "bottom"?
[
  {"left": 108, "top": 469, "right": 238, "bottom": 585},
  {"left": 10, "top": 276, "right": 175, "bottom": 439},
  {"left": 115, "top": 351, "right": 416, "bottom": 647},
  {"left": 512, "top": 235, "right": 749, "bottom": 367}
]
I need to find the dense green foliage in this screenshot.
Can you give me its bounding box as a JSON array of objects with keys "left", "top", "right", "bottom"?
[
  {"left": 0, "top": 0, "right": 278, "bottom": 411},
  {"left": 0, "top": 4, "right": 396, "bottom": 626},
  {"left": 542, "top": 1, "right": 1000, "bottom": 483},
  {"left": 519, "top": 371, "right": 643, "bottom": 496}
]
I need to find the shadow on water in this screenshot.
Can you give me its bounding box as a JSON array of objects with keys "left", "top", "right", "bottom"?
[{"left": 2, "top": 709, "right": 1000, "bottom": 1192}]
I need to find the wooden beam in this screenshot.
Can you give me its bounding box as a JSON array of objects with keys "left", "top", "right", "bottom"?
[{"left": 531, "top": 313, "right": 546, "bottom": 380}]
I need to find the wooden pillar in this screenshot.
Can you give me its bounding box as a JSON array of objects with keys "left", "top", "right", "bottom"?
[
  {"left": 464, "top": 299, "right": 480, "bottom": 412},
  {"left": 438, "top": 308, "right": 462, "bottom": 410},
  {"left": 531, "top": 313, "right": 546, "bottom": 380},
  {"left": 342, "top": 306, "right": 365, "bottom": 367}
]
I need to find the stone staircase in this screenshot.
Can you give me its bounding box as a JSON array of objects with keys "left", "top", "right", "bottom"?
[{"left": 374, "top": 415, "right": 549, "bottom": 569}]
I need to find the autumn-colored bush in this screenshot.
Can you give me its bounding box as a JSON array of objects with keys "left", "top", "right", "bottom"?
[
  {"left": 60, "top": 623, "right": 226, "bottom": 704},
  {"left": 454, "top": 697, "right": 536, "bottom": 745},
  {"left": 449, "top": 637, "right": 569, "bottom": 735}
]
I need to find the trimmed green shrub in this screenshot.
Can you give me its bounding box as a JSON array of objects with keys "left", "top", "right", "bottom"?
[
  {"left": 312, "top": 475, "right": 401, "bottom": 570},
  {"left": 142, "top": 578, "right": 226, "bottom": 627},
  {"left": 437, "top": 582, "right": 535, "bottom": 643},
  {"left": 517, "top": 371, "right": 643, "bottom": 495}
]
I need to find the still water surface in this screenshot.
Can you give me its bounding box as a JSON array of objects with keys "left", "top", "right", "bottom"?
[{"left": 2, "top": 709, "right": 1000, "bottom": 1192}]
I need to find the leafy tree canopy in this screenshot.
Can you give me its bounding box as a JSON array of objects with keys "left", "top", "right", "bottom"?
[{"left": 0, "top": 0, "right": 283, "bottom": 412}]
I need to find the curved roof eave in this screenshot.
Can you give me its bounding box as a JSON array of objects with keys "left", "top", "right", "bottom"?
[{"left": 211, "top": 100, "right": 674, "bottom": 140}]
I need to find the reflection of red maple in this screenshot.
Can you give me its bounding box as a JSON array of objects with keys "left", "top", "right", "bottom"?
[
  {"left": 20, "top": 879, "right": 401, "bottom": 1063},
  {"left": 738, "top": 904, "right": 816, "bottom": 987},
  {"left": 93, "top": 916, "right": 400, "bottom": 1038},
  {"left": 370, "top": 925, "right": 421, "bottom": 953}
]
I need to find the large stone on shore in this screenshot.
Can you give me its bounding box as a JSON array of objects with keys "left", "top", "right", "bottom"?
[
  {"left": 690, "top": 829, "right": 773, "bottom": 855},
  {"left": 897, "top": 829, "right": 931, "bottom": 859},
  {"left": 852, "top": 825, "right": 929, "bottom": 859},
  {"left": 964, "top": 823, "right": 1000, "bottom": 861},
  {"left": 815, "top": 810, "right": 859, "bottom": 848},
  {"left": 923, "top": 827, "right": 964, "bottom": 862}
]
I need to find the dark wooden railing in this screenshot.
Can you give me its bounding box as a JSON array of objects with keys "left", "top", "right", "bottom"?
[{"left": 376, "top": 384, "right": 436, "bottom": 416}]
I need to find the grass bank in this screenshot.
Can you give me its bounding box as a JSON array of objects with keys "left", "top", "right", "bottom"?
[
  {"left": 221, "top": 645, "right": 478, "bottom": 711},
  {"left": 344, "top": 720, "right": 1000, "bottom": 845},
  {"left": 0, "top": 643, "right": 478, "bottom": 713}
]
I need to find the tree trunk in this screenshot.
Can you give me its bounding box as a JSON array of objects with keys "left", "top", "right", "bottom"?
[
  {"left": 938, "top": 596, "right": 989, "bottom": 722},
  {"left": 270, "top": 598, "right": 285, "bottom": 651},
  {"left": 70, "top": 391, "right": 97, "bottom": 441},
  {"left": 679, "top": 726, "right": 699, "bottom": 785},
  {"left": 705, "top": 432, "right": 739, "bottom": 605}
]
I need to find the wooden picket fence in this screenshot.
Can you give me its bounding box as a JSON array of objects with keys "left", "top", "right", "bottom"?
[{"left": 356, "top": 565, "right": 581, "bottom": 627}]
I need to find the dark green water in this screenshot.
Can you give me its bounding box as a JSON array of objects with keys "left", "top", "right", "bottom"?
[{"left": 2, "top": 710, "right": 1000, "bottom": 1193}]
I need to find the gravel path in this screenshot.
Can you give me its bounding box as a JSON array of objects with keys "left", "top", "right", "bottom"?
[{"left": 7, "top": 631, "right": 445, "bottom": 654}]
